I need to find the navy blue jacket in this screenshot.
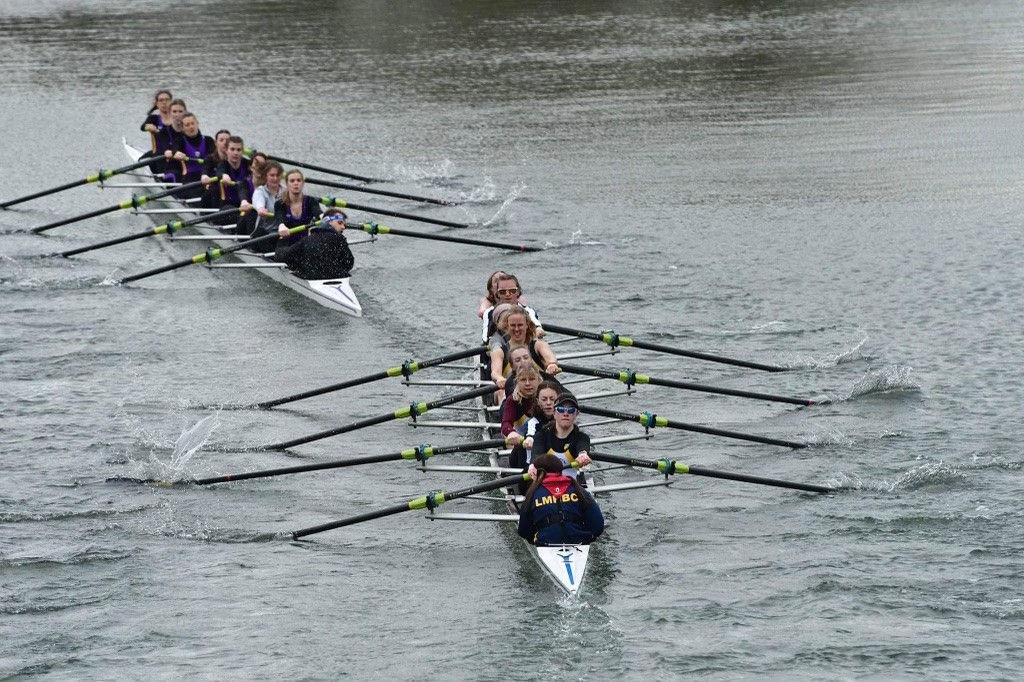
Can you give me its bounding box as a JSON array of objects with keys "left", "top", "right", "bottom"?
[{"left": 517, "top": 474, "right": 604, "bottom": 546}]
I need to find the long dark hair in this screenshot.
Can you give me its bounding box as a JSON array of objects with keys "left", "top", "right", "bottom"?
[{"left": 520, "top": 454, "right": 592, "bottom": 519}]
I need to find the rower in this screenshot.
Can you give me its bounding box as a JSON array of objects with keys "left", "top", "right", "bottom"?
[
  {"left": 242, "top": 159, "right": 284, "bottom": 247},
  {"left": 489, "top": 306, "right": 558, "bottom": 403},
  {"left": 480, "top": 272, "right": 542, "bottom": 342},
  {"left": 272, "top": 169, "right": 323, "bottom": 249},
  {"left": 163, "top": 112, "right": 214, "bottom": 200},
  {"left": 140, "top": 89, "right": 175, "bottom": 174},
  {"left": 502, "top": 364, "right": 541, "bottom": 445},
  {"left": 167, "top": 98, "right": 187, "bottom": 149},
  {"left": 199, "top": 129, "right": 231, "bottom": 211},
  {"left": 521, "top": 380, "right": 561, "bottom": 462},
  {"left": 275, "top": 209, "right": 354, "bottom": 280},
  {"left": 205, "top": 135, "right": 252, "bottom": 227},
  {"left": 203, "top": 129, "right": 231, "bottom": 176},
  {"left": 517, "top": 453, "right": 604, "bottom": 547},
  {"left": 529, "top": 392, "right": 592, "bottom": 482},
  {"left": 502, "top": 343, "right": 563, "bottom": 401},
  {"left": 477, "top": 270, "right": 530, "bottom": 319}
]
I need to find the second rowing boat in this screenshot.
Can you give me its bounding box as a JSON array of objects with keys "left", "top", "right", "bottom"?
[{"left": 123, "top": 139, "right": 363, "bottom": 316}]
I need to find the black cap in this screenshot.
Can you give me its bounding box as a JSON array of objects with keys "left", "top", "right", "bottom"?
[{"left": 555, "top": 392, "right": 578, "bottom": 408}]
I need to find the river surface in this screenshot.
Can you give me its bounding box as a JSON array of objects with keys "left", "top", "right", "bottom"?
[{"left": 1, "top": 1, "right": 1022, "bottom": 680}]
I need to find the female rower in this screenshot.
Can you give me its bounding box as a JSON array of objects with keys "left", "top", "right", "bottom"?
[
  {"left": 140, "top": 89, "right": 175, "bottom": 159},
  {"left": 250, "top": 152, "right": 269, "bottom": 188},
  {"left": 486, "top": 303, "right": 517, "bottom": 403},
  {"left": 502, "top": 364, "right": 541, "bottom": 443},
  {"left": 522, "top": 380, "right": 561, "bottom": 458},
  {"left": 502, "top": 343, "right": 563, "bottom": 401},
  {"left": 199, "top": 129, "right": 232, "bottom": 211},
  {"left": 273, "top": 169, "right": 323, "bottom": 249},
  {"left": 242, "top": 160, "right": 284, "bottom": 247},
  {"left": 517, "top": 454, "right": 603, "bottom": 547},
  {"left": 477, "top": 270, "right": 530, "bottom": 319},
  {"left": 508, "top": 379, "right": 561, "bottom": 485},
  {"left": 489, "top": 306, "right": 558, "bottom": 400},
  {"left": 168, "top": 98, "right": 187, "bottom": 140},
  {"left": 480, "top": 272, "right": 542, "bottom": 342},
  {"left": 530, "top": 393, "right": 592, "bottom": 481},
  {"left": 164, "top": 112, "right": 213, "bottom": 199}
]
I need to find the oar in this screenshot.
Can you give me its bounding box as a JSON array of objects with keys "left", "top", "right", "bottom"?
[
  {"left": 590, "top": 451, "right": 831, "bottom": 493},
  {"left": 558, "top": 363, "right": 814, "bottom": 406},
  {"left": 1, "top": 157, "right": 159, "bottom": 209},
  {"left": 261, "top": 384, "right": 496, "bottom": 451},
  {"left": 577, "top": 404, "right": 806, "bottom": 449},
  {"left": 249, "top": 148, "right": 384, "bottom": 184},
  {"left": 306, "top": 177, "right": 454, "bottom": 206},
  {"left": 119, "top": 221, "right": 313, "bottom": 284},
  {"left": 544, "top": 323, "right": 785, "bottom": 373},
  {"left": 352, "top": 221, "right": 542, "bottom": 253},
  {"left": 319, "top": 196, "right": 468, "bottom": 229},
  {"left": 58, "top": 207, "right": 243, "bottom": 258},
  {"left": 254, "top": 345, "right": 488, "bottom": 409},
  {"left": 292, "top": 472, "right": 530, "bottom": 539},
  {"left": 29, "top": 180, "right": 210, "bottom": 234},
  {"left": 191, "top": 438, "right": 508, "bottom": 486}
]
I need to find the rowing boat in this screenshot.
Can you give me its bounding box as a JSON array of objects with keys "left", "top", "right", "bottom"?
[
  {"left": 122, "top": 140, "right": 363, "bottom": 316},
  {"left": 407, "top": 335, "right": 671, "bottom": 597}
]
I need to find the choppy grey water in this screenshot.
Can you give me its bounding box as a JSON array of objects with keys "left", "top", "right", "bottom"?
[{"left": 2, "top": 1, "right": 1022, "bottom": 680}]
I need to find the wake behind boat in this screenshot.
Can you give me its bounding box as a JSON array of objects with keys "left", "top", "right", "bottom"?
[{"left": 122, "top": 140, "right": 363, "bottom": 316}]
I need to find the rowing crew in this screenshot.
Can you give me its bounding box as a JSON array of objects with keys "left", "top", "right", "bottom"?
[
  {"left": 475, "top": 273, "right": 604, "bottom": 547},
  {"left": 140, "top": 90, "right": 353, "bottom": 280}
]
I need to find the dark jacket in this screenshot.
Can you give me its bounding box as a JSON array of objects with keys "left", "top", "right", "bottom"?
[
  {"left": 275, "top": 225, "right": 355, "bottom": 280},
  {"left": 517, "top": 474, "right": 604, "bottom": 546}
]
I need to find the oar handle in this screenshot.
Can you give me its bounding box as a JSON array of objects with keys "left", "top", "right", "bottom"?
[{"left": 320, "top": 197, "right": 469, "bottom": 229}]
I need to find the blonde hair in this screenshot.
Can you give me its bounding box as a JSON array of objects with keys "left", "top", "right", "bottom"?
[{"left": 512, "top": 363, "right": 541, "bottom": 401}]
